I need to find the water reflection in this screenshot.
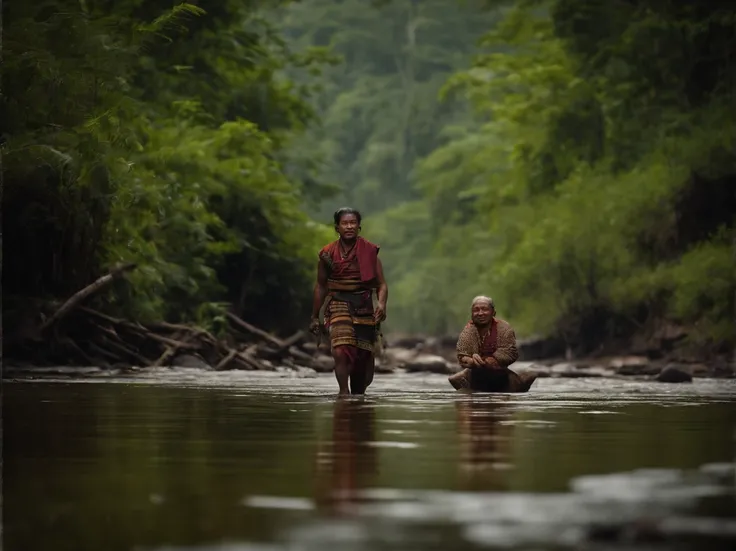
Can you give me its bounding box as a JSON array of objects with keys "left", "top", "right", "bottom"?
[
  {"left": 315, "top": 398, "right": 379, "bottom": 514},
  {"left": 4, "top": 381, "right": 736, "bottom": 551},
  {"left": 456, "top": 398, "right": 514, "bottom": 491}
]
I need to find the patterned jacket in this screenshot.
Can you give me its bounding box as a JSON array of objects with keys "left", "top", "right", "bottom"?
[{"left": 456, "top": 318, "right": 519, "bottom": 368}]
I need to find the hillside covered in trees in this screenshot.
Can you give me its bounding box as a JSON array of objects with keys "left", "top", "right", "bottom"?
[
  {"left": 3, "top": 0, "right": 334, "bottom": 340},
  {"left": 278, "top": 0, "right": 736, "bottom": 358},
  {"left": 3, "top": 0, "right": 735, "bottom": 362}
]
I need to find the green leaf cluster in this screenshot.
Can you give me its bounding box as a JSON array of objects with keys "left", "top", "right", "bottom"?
[
  {"left": 3, "top": 1, "right": 333, "bottom": 330},
  {"left": 282, "top": 0, "right": 736, "bottom": 352}
]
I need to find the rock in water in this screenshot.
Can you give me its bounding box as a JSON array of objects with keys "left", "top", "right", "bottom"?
[
  {"left": 310, "top": 354, "right": 334, "bottom": 373},
  {"left": 375, "top": 357, "right": 395, "bottom": 374},
  {"left": 383, "top": 347, "right": 419, "bottom": 367},
  {"left": 404, "top": 354, "right": 452, "bottom": 374},
  {"left": 656, "top": 364, "right": 693, "bottom": 383},
  {"left": 609, "top": 356, "right": 659, "bottom": 375},
  {"left": 171, "top": 353, "right": 212, "bottom": 370},
  {"left": 508, "top": 369, "right": 538, "bottom": 392}
]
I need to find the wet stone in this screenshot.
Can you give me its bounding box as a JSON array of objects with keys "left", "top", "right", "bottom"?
[{"left": 656, "top": 364, "right": 693, "bottom": 383}]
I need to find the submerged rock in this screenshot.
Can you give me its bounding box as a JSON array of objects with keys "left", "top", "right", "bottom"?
[
  {"left": 656, "top": 364, "right": 693, "bottom": 383},
  {"left": 310, "top": 354, "right": 334, "bottom": 373},
  {"left": 374, "top": 357, "right": 395, "bottom": 374},
  {"left": 170, "top": 353, "right": 212, "bottom": 370},
  {"left": 609, "top": 356, "right": 659, "bottom": 375},
  {"left": 383, "top": 347, "right": 419, "bottom": 366},
  {"left": 403, "top": 353, "right": 453, "bottom": 374}
]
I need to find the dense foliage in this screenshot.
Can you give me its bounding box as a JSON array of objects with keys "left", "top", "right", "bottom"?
[
  {"left": 3, "top": 0, "right": 333, "bottom": 332},
  {"left": 5, "top": 0, "right": 734, "bottom": 355},
  {"left": 281, "top": 0, "right": 736, "bottom": 354}
]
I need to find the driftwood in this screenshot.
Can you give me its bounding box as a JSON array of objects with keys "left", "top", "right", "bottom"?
[
  {"left": 215, "top": 349, "right": 239, "bottom": 371},
  {"left": 226, "top": 312, "right": 286, "bottom": 348},
  {"left": 41, "top": 263, "right": 137, "bottom": 332},
  {"left": 5, "top": 260, "right": 327, "bottom": 371},
  {"left": 8, "top": 301, "right": 327, "bottom": 373}
]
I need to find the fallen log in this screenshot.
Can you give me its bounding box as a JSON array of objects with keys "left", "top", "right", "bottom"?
[
  {"left": 59, "top": 337, "right": 98, "bottom": 366},
  {"left": 99, "top": 335, "right": 152, "bottom": 367},
  {"left": 288, "top": 345, "right": 314, "bottom": 364},
  {"left": 144, "top": 331, "right": 200, "bottom": 351},
  {"left": 79, "top": 307, "right": 141, "bottom": 332},
  {"left": 8, "top": 300, "right": 332, "bottom": 373},
  {"left": 41, "top": 263, "right": 137, "bottom": 332},
  {"left": 152, "top": 330, "right": 204, "bottom": 368},
  {"left": 215, "top": 348, "right": 238, "bottom": 371},
  {"left": 281, "top": 330, "right": 307, "bottom": 349},
  {"left": 226, "top": 312, "right": 286, "bottom": 349}
]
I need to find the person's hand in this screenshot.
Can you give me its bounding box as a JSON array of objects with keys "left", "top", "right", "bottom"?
[
  {"left": 309, "top": 317, "right": 321, "bottom": 335},
  {"left": 472, "top": 353, "right": 483, "bottom": 366},
  {"left": 373, "top": 302, "right": 387, "bottom": 323},
  {"left": 485, "top": 356, "right": 501, "bottom": 369}
]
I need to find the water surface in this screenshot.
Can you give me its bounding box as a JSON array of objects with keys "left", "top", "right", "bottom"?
[{"left": 4, "top": 371, "right": 736, "bottom": 550}]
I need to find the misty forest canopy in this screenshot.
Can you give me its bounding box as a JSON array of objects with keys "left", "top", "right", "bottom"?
[
  {"left": 278, "top": 0, "right": 736, "bottom": 354},
  {"left": 4, "top": 0, "right": 735, "bottom": 355}
]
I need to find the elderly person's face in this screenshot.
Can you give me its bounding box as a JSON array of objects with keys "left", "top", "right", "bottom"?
[{"left": 471, "top": 299, "right": 494, "bottom": 326}]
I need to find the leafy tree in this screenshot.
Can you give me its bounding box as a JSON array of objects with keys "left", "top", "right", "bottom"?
[
  {"left": 3, "top": 0, "right": 332, "bottom": 334},
  {"left": 329, "top": 0, "right": 736, "bottom": 354}
]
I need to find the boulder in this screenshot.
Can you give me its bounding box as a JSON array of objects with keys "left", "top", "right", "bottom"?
[
  {"left": 550, "top": 362, "right": 608, "bottom": 378},
  {"left": 375, "top": 357, "right": 395, "bottom": 374},
  {"left": 550, "top": 362, "right": 580, "bottom": 376},
  {"left": 310, "top": 354, "right": 334, "bottom": 373},
  {"left": 512, "top": 361, "right": 551, "bottom": 378},
  {"left": 656, "top": 364, "right": 693, "bottom": 383},
  {"left": 585, "top": 365, "right": 612, "bottom": 377},
  {"left": 170, "top": 353, "right": 212, "bottom": 370},
  {"left": 385, "top": 335, "right": 426, "bottom": 349},
  {"left": 403, "top": 353, "right": 453, "bottom": 374},
  {"left": 383, "top": 347, "right": 419, "bottom": 367},
  {"left": 609, "top": 356, "right": 659, "bottom": 375}
]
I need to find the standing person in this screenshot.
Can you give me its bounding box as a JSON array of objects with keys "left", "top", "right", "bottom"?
[
  {"left": 448, "top": 295, "right": 537, "bottom": 392},
  {"left": 310, "top": 208, "right": 388, "bottom": 395}
]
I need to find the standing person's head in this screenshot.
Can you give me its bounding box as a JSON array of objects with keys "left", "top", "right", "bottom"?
[
  {"left": 333, "top": 207, "right": 362, "bottom": 242},
  {"left": 470, "top": 295, "right": 495, "bottom": 326}
]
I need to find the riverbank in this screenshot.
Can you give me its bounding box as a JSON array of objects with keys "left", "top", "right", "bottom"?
[
  {"left": 380, "top": 333, "right": 735, "bottom": 383},
  {"left": 3, "top": 273, "right": 733, "bottom": 383},
  {"left": 4, "top": 312, "right": 734, "bottom": 383}
]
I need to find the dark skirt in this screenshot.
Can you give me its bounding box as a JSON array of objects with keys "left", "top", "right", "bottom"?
[{"left": 470, "top": 369, "right": 511, "bottom": 392}]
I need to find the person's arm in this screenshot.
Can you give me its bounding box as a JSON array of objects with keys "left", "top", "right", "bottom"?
[
  {"left": 374, "top": 257, "right": 388, "bottom": 321},
  {"left": 487, "top": 322, "right": 519, "bottom": 368},
  {"left": 456, "top": 325, "right": 482, "bottom": 367},
  {"left": 311, "top": 259, "right": 328, "bottom": 322}
]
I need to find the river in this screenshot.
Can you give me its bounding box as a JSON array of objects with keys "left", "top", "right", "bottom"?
[{"left": 3, "top": 370, "right": 736, "bottom": 551}]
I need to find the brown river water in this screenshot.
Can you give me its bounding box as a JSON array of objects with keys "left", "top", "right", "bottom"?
[{"left": 3, "top": 369, "right": 736, "bottom": 551}]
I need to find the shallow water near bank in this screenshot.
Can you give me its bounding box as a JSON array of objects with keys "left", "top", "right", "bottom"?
[{"left": 4, "top": 371, "right": 736, "bottom": 551}]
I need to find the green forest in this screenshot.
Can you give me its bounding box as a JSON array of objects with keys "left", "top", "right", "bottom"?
[{"left": 4, "top": 0, "right": 735, "bottom": 358}]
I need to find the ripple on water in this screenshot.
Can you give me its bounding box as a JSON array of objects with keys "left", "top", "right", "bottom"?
[
  {"left": 240, "top": 496, "right": 314, "bottom": 511},
  {"left": 364, "top": 441, "right": 420, "bottom": 449},
  {"left": 5, "top": 371, "right": 736, "bottom": 551},
  {"left": 218, "top": 464, "right": 736, "bottom": 551}
]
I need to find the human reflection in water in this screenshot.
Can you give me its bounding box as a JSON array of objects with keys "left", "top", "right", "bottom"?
[
  {"left": 455, "top": 397, "right": 515, "bottom": 491},
  {"left": 314, "top": 398, "right": 379, "bottom": 514}
]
